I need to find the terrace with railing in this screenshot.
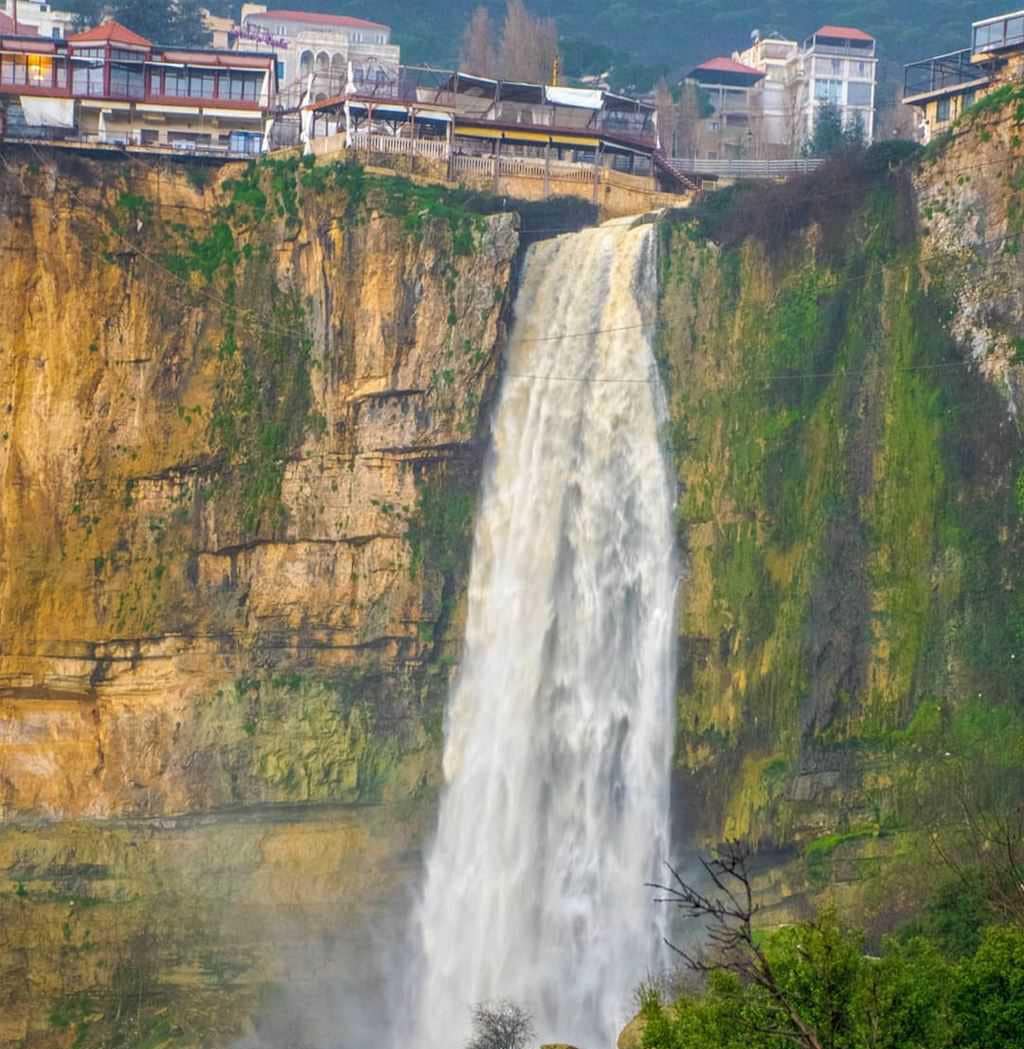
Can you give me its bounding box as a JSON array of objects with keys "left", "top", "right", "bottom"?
[{"left": 904, "top": 48, "right": 1000, "bottom": 101}]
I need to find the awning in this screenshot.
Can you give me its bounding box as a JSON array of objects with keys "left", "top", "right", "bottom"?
[
  {"left": 19, "top": 96, "right": 75, "bottom": 128},
  {"left": 544, "top": 86, "right": 603, "bottom": 110},
  {"left": 347, "top": 101, "right": 452, "bottom": 122}
]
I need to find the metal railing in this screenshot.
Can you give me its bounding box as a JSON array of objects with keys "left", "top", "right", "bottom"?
[
  {"left": 0, "top": 129, "right": 262, "bottom": 160},
  {"left": 904, "top": 49, "right": 998, "bottom": 99},
  {"left": 665, "top": 156, "right": 825, "bottom": 178},
  {"left": 350, "top": 132, "right": 448, "bottom": 159}
]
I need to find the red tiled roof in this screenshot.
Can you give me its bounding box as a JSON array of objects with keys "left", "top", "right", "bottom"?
[
  {"left": 259, "top": 9, "right": 389, "bottom": 31},
  {"left": 694, "top": 56, "right": 765, "bottom": 77},
  {"left": 814, "top": 25, "right": 874, "bottom": 42},
  {"left": 68, "top": 18, "right": 152, "bottom": 48},
  {"left": 0, "top": 11, "right": 39, "bottom": 34}
]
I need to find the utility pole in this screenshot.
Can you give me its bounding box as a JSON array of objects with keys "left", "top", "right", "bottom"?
[{"left": 12, "top": 0, "right": 17, "bottom": 33}]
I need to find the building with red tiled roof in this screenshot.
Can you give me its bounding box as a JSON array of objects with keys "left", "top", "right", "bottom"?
[
  {"left": 688, "top": 56, "right": 766, "bottom": 84},
  {"left": 234, "top": 4, "right": 399, "bottom": 100},
  {"left": 262, "top": 9, "right": 389, "bottom": 31},
  {"left": 681, "top": 20, "right": 877, "bottom": 162},
  {"left": 0, "top": 17, "right": 279, "bottom": 157},
  {"left": 814, "top": 25, "right": 875, "bottom": 43},
  {"left": 67, "top": 18, "right": 153, "bottom": 49}
]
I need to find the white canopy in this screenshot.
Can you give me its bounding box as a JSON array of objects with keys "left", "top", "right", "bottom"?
[
  {"left": 19, "top": 96, "right": 75, "bottom": 128},
  {"left": 544, "top": 86, "right": 604, "bottom": 110}
]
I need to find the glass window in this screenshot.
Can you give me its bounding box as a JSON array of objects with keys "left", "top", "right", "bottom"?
[
  {"left": 937, "top": 97, "right": 951, "bottom": 121},
  {"left": 814, "top": 78, "right": 842, "bottom": 102},
  {"left": 160, "top": 69, "right": 187, "bottom": 96},
  {"left": 110, "top": 49, "right": 144, "bottom": 62},
  {"left": 963, "top": 89, "right": 977, "bottom": 109},
  {"left": 27, "top": 54, "right": 52, "bottom": 87},
  {"left": 225, "top": 71, "right": 261, "bottom": 101},
  {"left": 54, "top": 58, "right": 66, "bottom": 88},
  {"left": 72, "top": 59, "right": 104, "bottom": 96},
  {"left": 51, "top": 27, "right": 62, "bottom": 40},
  {"left": 1, "top": 54, "right": 27, "bottom": 86},
  {"left": 188, "top": 70, "right": 215, "bottom": 98},
  {"left": 109, "top": 61, "right": 144, "bottom": 98},
  {"left": 72, "top": 47, "right": 104, "bottom": 59},
  {"left": 832, "top": 58, "right": 842, "bottom": 73},
  {"left": 847, "top": 82, "right": 871, "bottom": 105},
  {"left": 1008, "top": 16, "right": 1024, "bottom": 44}
]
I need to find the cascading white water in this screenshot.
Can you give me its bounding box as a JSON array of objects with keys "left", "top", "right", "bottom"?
[{"left": 409, "top": 219, "right": 677, "bottom": 1049}]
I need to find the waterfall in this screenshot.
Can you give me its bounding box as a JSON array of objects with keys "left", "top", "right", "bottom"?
[{"left": 409, "top": 219, "right": 677, "bottom": 1049}]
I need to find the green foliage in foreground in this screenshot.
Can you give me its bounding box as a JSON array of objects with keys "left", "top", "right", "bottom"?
[{"left": 641, "top": 911, "right": 1024, "bottom": 1049}]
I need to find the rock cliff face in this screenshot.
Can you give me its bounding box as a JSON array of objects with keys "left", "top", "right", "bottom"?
[
  {"left": 0, "top": 149, "right": 517, "bottom": 1046},
  {"left": 4, "top": 90, "right": 1024, "bottom": 1048},
  {"left": 659, "top": 92, "right": 1024, "bottom": 927}
]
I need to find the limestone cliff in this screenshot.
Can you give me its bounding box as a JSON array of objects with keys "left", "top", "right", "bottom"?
[
  {"left": 0, "top": 148, "right": 517, "bottom": 1047},
  {"left": 659, "top": 95, "right": 1024, "bottom": 927}
]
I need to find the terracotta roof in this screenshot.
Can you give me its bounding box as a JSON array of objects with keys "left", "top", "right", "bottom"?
[
  {"left": 814, "top": 25, "right": 874, "bottom": 42},
  {"left": 68, "top": 18, "right": 152, "bottom": 48},
  {"left": 258, "top": 9, "right": 389, "bottom": 31},
  {"left": 0, "top": 11, "right": 39, "bottom": 34},
  {"left": 693, "top": 56, "right": 765, "bottom": 77}
]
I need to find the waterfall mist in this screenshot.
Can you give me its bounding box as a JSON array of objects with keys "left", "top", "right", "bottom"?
[{"left": 405, "top": 218, "right": 678, "bottom": 1049}]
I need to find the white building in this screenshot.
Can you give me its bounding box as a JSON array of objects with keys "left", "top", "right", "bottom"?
[
  {"left": 226, "top": 5, "right": 400, "bottom": 102},
  {"left": 0, "top": 0, "right": 75, "bottom": 39},
  {"left": 795, "top": 25, "right": 877, "bottom": 144},
  {"left": 735, "top": 33, "right": 800, "bottom": 153}
]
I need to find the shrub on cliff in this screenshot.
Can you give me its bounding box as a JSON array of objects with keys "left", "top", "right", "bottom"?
[{"left": 644, "top": 844, "right": 1024, "bottom": 1049}]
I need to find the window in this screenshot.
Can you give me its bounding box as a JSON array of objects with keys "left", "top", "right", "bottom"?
[
  {"left": 51, "top": 27, "right": 62, "bottom": 40},
  {"left": 936, "top": 96, "right": 951, "bottom": 121},
  {"left": 847, "top": 82, "right": 871, "bottom": 105},
  {"left": 72, "top": 59, "right": 104, "bottom": 96},
  {"left": 1, "top": 54, "right": 28, "bottom": 86},
  {"left": 831, "top": 58, "right": 842, "bottom": 73},
  {"left": 109, "top": 61, "right": 144, "bottom": 98},
  {"left": 856, "top": 61, "right": 867, "bottom": 76},
  {"left": 276, "top": 60, "right": 285, "bottom": 82},
  {"left": 1009, "top": 16, "right": 1024, "bottom": 45},
  {"left": 814, "top": 78, "right": 842, "bottom": 102},
  {"left": 161, "top": 68, "right": 188, "bottom": 96},
  {"left": 224, "top": 71, "right": 261, "bottom": 101},
  {"left": 27, "top": 54, "right": 52, "bottom": 87},
  {"left": 963, "top": 89, "right": 977, "bottom": 110},
  {"left": 188, "top": 70, "right": 215, "bottom": 98}
]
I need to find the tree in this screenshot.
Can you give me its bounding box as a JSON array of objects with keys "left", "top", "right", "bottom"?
[
  {"left": 651, "top": 843, "right": 830, "bottom": 1049},
  {"left": 460, "top": 6, "right": 498, "bottom": 77},
  {"left": 497, "top": 0, "right": 559, "bottom": 84},
  {"left": 466, "top": 1000, "right": 534, "bottom": 1049},
  {"left": 805, "top": 101, "right": 846, "bottom": 157},
  {"left": 61, "top": 0, "right": 211, "bottom": 46}
]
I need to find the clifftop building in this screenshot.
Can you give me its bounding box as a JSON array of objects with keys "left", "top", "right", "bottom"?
[
  {"left": 904, "top": 9, "right": 1024, "bottom": 142},
  {"left": 212, "top": 5, "right": 400, "bottom": 105},
  {"left": 0, "top": 17, "right": 277, "bottom": 155},
  {"left": 682, "top": 23, "right": 877, "bottom": 160}
]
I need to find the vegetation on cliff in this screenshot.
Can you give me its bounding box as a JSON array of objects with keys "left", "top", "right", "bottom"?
[{"left": 658, "top": 140, "right": 1024, "bottom": 922}]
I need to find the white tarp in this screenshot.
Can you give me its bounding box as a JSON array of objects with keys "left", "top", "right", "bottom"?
[
  {"left": 19, "top": 96, "right": 75, "bottom": 128},
  {"left": 544, "top": 86, "right": 603, "bottom": 110}
]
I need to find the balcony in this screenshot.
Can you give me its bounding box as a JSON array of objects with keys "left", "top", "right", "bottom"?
[{"left": 904, "top": 48, "right": 999, "bottom": 101}]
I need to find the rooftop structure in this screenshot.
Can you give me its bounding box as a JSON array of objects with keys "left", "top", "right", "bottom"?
[
  {"left": 304, "top": 66, "right": 666, "bottom": 179},
  {"left": 0, "top": 18, "right": 278, "bottom": 158}
]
